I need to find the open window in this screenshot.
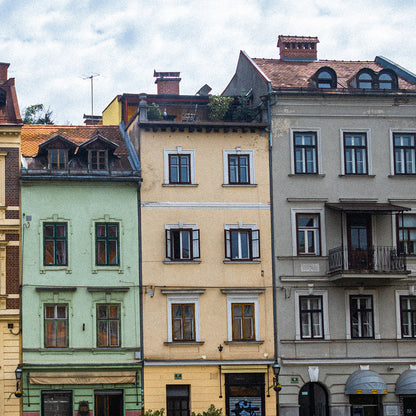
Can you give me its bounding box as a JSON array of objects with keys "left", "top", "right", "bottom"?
[{"left": 165, "top": 223, "right": 200, "bottom": 262}]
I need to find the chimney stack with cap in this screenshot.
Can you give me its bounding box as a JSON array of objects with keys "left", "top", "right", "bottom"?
[
  {"left": 154, "top": 71, "right": 181, "bottom": 95},
  {"left": 277, "top": 36, "right": 319, "bottom": 61},
  {"left": 0, "top": 63, "right": 10, "bottom": 82}
]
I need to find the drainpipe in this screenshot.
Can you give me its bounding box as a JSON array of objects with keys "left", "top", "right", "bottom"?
[
  {"left": 138, "top": 180, "right": 144, "bottom": 413},
  {"left": 266, "top": 82, "right": 279, "bottom": 416}
]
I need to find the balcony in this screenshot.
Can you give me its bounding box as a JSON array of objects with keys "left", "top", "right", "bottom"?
[{"left": 328, "top": 246, "right": 408, "bottom": 279}]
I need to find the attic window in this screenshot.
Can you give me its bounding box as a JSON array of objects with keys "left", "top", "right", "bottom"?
[
  {"left": 358, "top": 71, "right": 374, "bottom": 89},
  {"left": 316, "top": 68, "right": 337, "bottom": 89},
  {"left": 378, "top": 70, "right": 397, "bottom": 90},
  {"left": 49, "top": 150, "right": 67, "bottom": 170},
  {"left": 89, "top": 150, "right": 108, "bottom": 170}
]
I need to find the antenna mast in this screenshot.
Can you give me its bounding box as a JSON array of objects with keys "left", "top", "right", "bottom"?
[{"left": 83, "top": 73, "right": 100, "bottom": 116}]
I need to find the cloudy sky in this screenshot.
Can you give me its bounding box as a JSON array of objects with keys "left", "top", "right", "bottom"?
[{"left": 1, "top": 0, "right": 416, "bottom": 124}]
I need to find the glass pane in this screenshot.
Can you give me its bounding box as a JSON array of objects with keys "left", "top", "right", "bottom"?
[
  {"left": 240, "top": 156, "right": 249, "bottom": 183},
  {"left": 57, "top": 306, "right": 66, "bottom": 319},
  {"left": 98, "top": 305, "right": 108, "bottom": 319},
  {"left": 108, "top": 225, "right": 117, "bottom": 237},
  {"left": 96, "top": 225, "right": 106, "bottom": 237},
  {"left": 403, "top": 216, "right": 416, "bottom": 227},
  {"left": 181, "top": 231, "right": 190, "bottom": 259},
  {"left": 301, "top": 314, "right": 311, "bottom": 337},
  {"left": 55, "top": 224, "right": 66, "bottom": 237},
  {"left": 240, "top": 232, "right": 249, "bottom": 259},
  {"left": 45, "top": 241, "right": 55, "bottom": 265},
  {"left": 170, "top": 166, "right": 179, "bottom": 182},
  {"left": 172, "top": 231, "right": 181, "bottom": 259},
  {"left": 56, "top": 241, "right": 66, "bottom": 264},
  {"left": 244, "top": 317, "right": 253, "bottom": 339},
  {"left": 312, "top": 312, "right": 322, "bottom": 337},
  {"left": 56, "top": 320, "right": 67, "bottom": 347},
  {"left": 46, "top": 321, "right": 56, "bottom": 347},
  {"left": 231, "top": 231, "right": 239, "bottom": 258},
  {"left": 109, "top": 305, "right": 119, "bottom": 319},
  {"left": 97, "top": 241, "right": 106, "bottom": 264},
  {"left": 298, "top": 231, "right": 305, "bottom": 252},
  {"left": 108, "top": 240, "right": 118, "bottom": 264},
  {"left": 44, "top": 225, "right": 54, "bottom": 237},
  {"left": 233, "top": 316, "right": 242, "bottom": 339},
  {"left": 298, "top": 216, "right": 314, "bottom": 227},
  {"left": 45, "top": 306, "right": 55, "bottom": 319},
  {"left": 98, "top": 321, "right": 108, "bottom": 346},
  {"left": 109, "top": 321, "right": 119, "bottom": 346}
]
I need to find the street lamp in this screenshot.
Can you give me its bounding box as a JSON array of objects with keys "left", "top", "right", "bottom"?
[
  {"left": 14, "top": 364, "right": 22, "bottom": 398},
  {"left": 272, "top": 363, "right": 281, "bottom": 416}
]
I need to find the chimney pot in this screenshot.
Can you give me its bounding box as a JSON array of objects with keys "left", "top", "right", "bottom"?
[
  {"left": 0, "top": 63, "right": 10, "bottom": 82},
  {"left": 154, "top": 71, "right": 181, "bottom": 95},
  {"left": 277, "top": 36, "right": 319, "bottom": 61}
]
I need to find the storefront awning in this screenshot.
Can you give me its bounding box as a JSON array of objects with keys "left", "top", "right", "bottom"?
[
  {"left": 396, "top": 370, "right": 416, "bottom": 395},
  {"left": 29, "top": 371, "right": 136, "bottom": 385},
  {"left": 345, "top": 370, "right": 387, "bottom": 395},
  {"left": 325, "top": 202, "right": 410, "bottom": 214}
]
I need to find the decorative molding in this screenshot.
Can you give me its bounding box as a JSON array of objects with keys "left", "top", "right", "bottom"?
[{"left": 141, "top": 202, "right": 270, "bottom": 209}]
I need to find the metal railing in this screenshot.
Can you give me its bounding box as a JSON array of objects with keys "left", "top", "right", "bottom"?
[{"left": 328, "top": 246, "right": 407, "bottom": 273}]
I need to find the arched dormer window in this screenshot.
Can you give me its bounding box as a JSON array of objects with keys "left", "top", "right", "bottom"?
[
  {"left": 378, "top": 70, "right": 398, "bottom": 90},
  {"left": 357, "top": 69, "right": 375, "bottom": 89},
  {"left": 315, "top": 67, "right": 337, "bottom": 89}
]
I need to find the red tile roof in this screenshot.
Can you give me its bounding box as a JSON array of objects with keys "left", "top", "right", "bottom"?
[
  {"left": 253, "top": 58, "right": 416, "bottom": 91},
  {"left": 21, "top": 125, "right": 127, "bottom": 157}
]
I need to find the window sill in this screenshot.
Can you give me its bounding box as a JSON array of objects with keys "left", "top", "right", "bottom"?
[
  {"left": 339, "top": 174, "right": 375, "bottom": 178},
  {"left": 222, "top": 184, "right": 257, "bottom": 187},
  {"left": 164, "top": 341, "right": 204, "bottom": 346},
  {"left": 224, "top": 340, "right": 264, "bottom": 345},
  {"left": 92, "top": 267, "right": 123, "bottom": 274},
  {"left": 162, "top": 183, "right": 199, "bottom": 187},
  {"left": 40, "top": 267, "right": 72, "bottom": 274},
  {"left": 164, "top": 259, "right": 201, "bottom": 264},
  {"left": 288, "top": 173, "right": 326, "bottom": 178},
  {"left": 223, "top": 259, "right": 261, "bottom": 264},
  {"left": 388, "top": 175, "right": 416, "bottom": 178}
]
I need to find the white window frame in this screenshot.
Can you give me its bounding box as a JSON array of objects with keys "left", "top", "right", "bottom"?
[
  {"left": 291, "top": 208, "right": 326, "bottom": 256},
  {"left": 224, "top": 222, "right": 260, "bottom": 261},
  {"left": 345, "top": 289, "right": 380, "bottom": 340},
  {"left": 166, "top": 294, "right": 201, "bottom": 342},
  {"left": 164, "top": 147, "right": 196, "bottom": 185},
  {"left": 390, "top": 130, "right": 416, "bottom": 175},
  {"left": 226, "top": 294, "right": 260, "bottom": 341},
  {"left": 290, "top": 128, "right": 322, "bottom": 175},
  {"left": 294, "top": 290, "right": 330, "bottom": 341},
  {"left": 340, "top": 129, "right": 372, "bottom": 175},
  {"left": 223, "top": 148, "right": 255, "bottom": 185},
  {"left": 165, "top": 222, "right": 200, "bottom": 262},
  {"left": 395, "top": 289, "right": 416, "bottom": 339}
]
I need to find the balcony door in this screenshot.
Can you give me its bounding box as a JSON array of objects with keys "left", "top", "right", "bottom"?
[{"left": 347, "top": 214, "right": 372, "bottom": 270}]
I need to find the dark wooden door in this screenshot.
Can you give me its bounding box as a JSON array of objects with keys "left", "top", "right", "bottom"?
[
  {"left": 299, "top": 383, "right": 328, "bottom": 416},
  {"left": 42, "top": 391, "right": 72, "bottom": 416},
  {"left": 95, "top": 391, "right": 123, "bottom": 416},
  {"left": 347, "top": 214, "right": 373, "bottom": 270},
  {"left": 166, "top": 385, "right": 190, "bottom": 416}
]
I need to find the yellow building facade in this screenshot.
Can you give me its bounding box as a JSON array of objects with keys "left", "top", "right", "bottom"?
[
  {"left": 127, "top": 113, "right": 276, "bottom": 416},
  {"left": 0, "top": 62, "right": 22, "bottom": 416}
]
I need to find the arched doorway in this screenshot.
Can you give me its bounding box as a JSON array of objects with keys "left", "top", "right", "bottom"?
[{"left": 299, "top": 382, "right": 328, "bottom": 416}]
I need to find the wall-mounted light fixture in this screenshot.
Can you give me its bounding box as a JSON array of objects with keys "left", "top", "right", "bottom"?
[
  {"left": 272, "top": 363, "right": 281, "bottom": 392},
  {"left": 14, "top": 364, "right": 23, "bottom": 397}
]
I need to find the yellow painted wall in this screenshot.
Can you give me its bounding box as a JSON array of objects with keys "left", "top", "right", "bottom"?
[
  {"left": 102, "top": 96, "right": 122, "bottom": 125},
  {"left": 144, "top": 365, "right": 277, "bottom": 416}
]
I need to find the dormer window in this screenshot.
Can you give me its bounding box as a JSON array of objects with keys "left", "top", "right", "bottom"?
[
  {"left": 378, "top": 70, "right": 397, "bottom": 90},
  {"left": 49, "top": 149, "right": 67, "bottom": 170},
  {"left": 89, "top": 150, "right": 108, "bottom": 170},
  {"left": 358, "top": 71, "right": 374, "bottom": 89},
  {"left": 315, "top": 67, "right": 337, "bottom": 89}
]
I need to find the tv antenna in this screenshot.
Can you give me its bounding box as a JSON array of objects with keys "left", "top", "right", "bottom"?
[{"left": 82, "top": 73, "right": 100, "bottom": 116}]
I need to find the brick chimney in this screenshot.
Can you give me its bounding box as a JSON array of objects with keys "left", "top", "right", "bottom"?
[
  {"left": 277, "top": 36, "right": 319, "bottom": 61},
  {"left": 154, "top": 71, "right": 181, "bottom": 95},
  {"left": 0, "top": 63, "right": 10, "bottom": 82}
]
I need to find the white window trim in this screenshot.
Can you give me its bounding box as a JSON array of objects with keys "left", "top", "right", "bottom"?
[
  {"left": 395, "top": 288, "right": 416, "bottom": 339},
  {"left": 290, "top": 128, "right": 322, "bottom": 175},
  {"left": 226, "top": 294, "right": 260, "bottom": 341},
  {"left": 294, "top": 290, "right": 329, "bottom": 341},
  {"left": 339, "top": 129, "right": 372, "bottom": 175},
  {"left": 345, "top": 289, "right": 380, "bottom": 340},
  {"left": 166, "top": 294, "right": 201, "bottom": 342},
  {"left": 224, "top": 222, "right": 259, "bottom": 261},
  {"left": 390, "top": 129, "right": 416, "bottom": 175},
  {"left": 164, "top": 147, "right": 196, "bottom": 185},
  {"left": 290, "top": 208, "right": 326, "bottom": 256},
  {"left": 223, "top": 148, "right": 255, "bottom": 184},
  {"left": 164, "top": 222, "right": 199, "bottom": 262}
]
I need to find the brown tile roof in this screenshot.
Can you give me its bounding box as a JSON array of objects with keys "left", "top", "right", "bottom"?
[
  {"left": 21, "top": 125, "right": 127, "bottom": 157},
  {"left": 253, "top": 58, "right": 416, "bottom": 91}
]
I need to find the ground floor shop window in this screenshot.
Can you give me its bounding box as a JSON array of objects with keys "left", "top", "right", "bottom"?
[
  {"left": 350, "top": 394, "right": 383, "bottom": 416},
  {"left": 402, "top": 396, "right": 416, "bottom": 416},
  {"left": 41, "top": 391, "right": 72, "bottom": 416},
  {"left": 166, "top": 385, "right": 190, "bottom": 416},
  {"left": 95, "top": 390, "right": 123, "bottom": 416},
  {"left": 225, "top": 373, "right": 264, "bottom": 416},
  {"left": 299, "top": 382, "right": 328, "bottom": 416}
]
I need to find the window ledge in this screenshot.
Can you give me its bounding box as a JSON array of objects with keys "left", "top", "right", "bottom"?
[
  {"left": 288, "top": 173, "right": 326, "bottom": 178},
  {"left": 339, "top": 174, "right": 375, "bottom": 178},
  {"left": 224, "top": 340, "right": 264, "bottom": 345},
  {"left": 162, "top": 183, "right": 199, "bottom": 187},
  {"left": 164, "top": 341, "right": 204, "bottom": 346},
  {"left": 388, "top": 175, "right": 416, "bottom": 178},
  {"left": 92, "top": 267, "right": 123, "bottom": 273},
  {"left": 223, "top": 259, "right": 261, "bottom": 264},
  {"left": 164, "top": 259, "right": 201, "bottom": 264},
  {"left": 40, "top": 267, "right": 72, "bottom": 274},
  {"left": 222, "top": 184, "right": 257, "bottom": 187}
]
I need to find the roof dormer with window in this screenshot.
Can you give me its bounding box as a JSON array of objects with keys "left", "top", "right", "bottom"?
[
  {"left": 313, "top": 67, "right": 337, "bottom": 89},
  {"left": 37, "top": 135, "right": 77, "bottom": 171},
  {"left": 78, "top": 134, "right": 119, "bottom": 172}
]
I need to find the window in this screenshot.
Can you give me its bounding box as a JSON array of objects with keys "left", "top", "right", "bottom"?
[
  {"left": 223, "top": 149, "right": 255, "bottom": 185},
  {"left": 228, "top": 154, "right": 250, "bottom": 184},
  {"left": 393, "top": 133, "right": 416, "bottom": 175},
  {"left": 296, "top": 214, "right": 320, "bottom": 255},
  {"left": 97, "top": 304, "right": 120, "bottom": 347},
  {"left": 316, "top": 69, "right": 336, "bottom": 89},
  {"left": 378, "top": 70, "right": 397, "bottom": 90},
  {"left": 166, "top": 228, "right": 200, "bottom": 261},
  {"left": 224, "top": 226, "right": 260, "bottom": 261},
  {"left": 44, "top": 304, "right": 68, "bottom": 348},
  {"left": 344, "top": 133, "right": 368, "bottom": 174},
  {"left": 164, "top": 148, "right": 196, "bottom": 185},
  {"left": 358, "top": 71, "right": 374, "bottom": 89},
  {"left": 350, "top": 295, "right": 374, "bottom": 338},
  {"left": 232, "top": 303, "right": 255, "bottom": 340},
  {"left": 96, "top": 223, "right": 119, "bottom": 266},
  {"left": 89, "top": 150, "right": 107, "bottom": 170},
  {"left": 294, "top": 132, "right": 318, "bottom": 174},
  {"left": 49, "top": 149, "right": 67, "bottom": 169},
  {"left": 400, "top": 296, "right": 416, "bottom": 338},
  {"left": 299, "top": 296, "right": 323, "bottom": 339},
  {"left": 398, "top": 215, "right": 416, "bottom": 255},
  {"left": 44, "top": 223, "right": 67, "bottom": 266},
  {"left": 172, "top": 304, "right": 195, "bottom": 341}
]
